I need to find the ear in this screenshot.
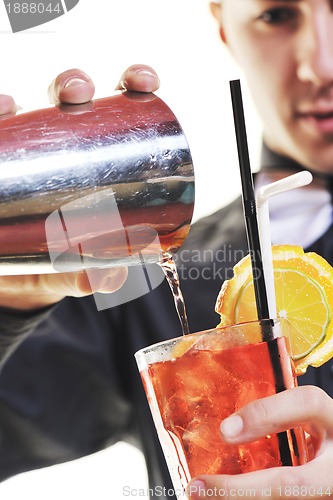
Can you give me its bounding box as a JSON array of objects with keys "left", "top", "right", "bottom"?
[{"left": 209, "top": 2, "right": 227, "bottom": 44}]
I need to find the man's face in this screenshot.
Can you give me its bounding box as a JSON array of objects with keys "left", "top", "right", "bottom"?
[{"left": 212, "top": 0, "right": 333, "bottom": 173}]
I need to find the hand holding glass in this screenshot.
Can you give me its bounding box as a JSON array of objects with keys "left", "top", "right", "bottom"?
[{"left": 135, "top": 319, "right": 308, "bottom": 499}]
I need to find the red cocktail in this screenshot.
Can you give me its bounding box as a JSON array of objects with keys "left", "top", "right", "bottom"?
[{"left": 135, "top": 320, "right": 308, "bottom": 498}]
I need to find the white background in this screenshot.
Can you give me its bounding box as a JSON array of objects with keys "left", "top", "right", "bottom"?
[{"left": 0, "top": 0, "right": 262, "bottom": 498}]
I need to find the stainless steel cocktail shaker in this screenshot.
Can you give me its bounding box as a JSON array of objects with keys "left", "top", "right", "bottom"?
[{"left": 0, "top": 92, "right": 194, "bottom": 275}]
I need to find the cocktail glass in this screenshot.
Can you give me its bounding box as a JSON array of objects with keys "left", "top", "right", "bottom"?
[{"left": 135, "top": 319, "right": 308, "bottom": 499}]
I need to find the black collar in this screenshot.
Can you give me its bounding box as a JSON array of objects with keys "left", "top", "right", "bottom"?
[{"left": 260, "top": 143, "right": 304, "bottom": 173}]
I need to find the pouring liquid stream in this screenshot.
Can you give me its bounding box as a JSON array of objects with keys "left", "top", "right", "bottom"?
[{"left": 159, "top": 254, "right": 190, "bottom": 336}]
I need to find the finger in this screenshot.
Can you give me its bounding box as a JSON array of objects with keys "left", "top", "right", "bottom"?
[
  {"left": 48, "top": 68, "right": 95, "bottom": 104},
  {"left": 0, "top": 94, "right": 18, "bottom": 116},
  {"left": 75, "top": 267, "right": 128, "bottom": 295},
  {"left": 187, "top": 450, "right": 333, "bottom": 500},
  {"left": 220, "top": 386, "right": 333, "bottom": 444},
  {"left": 115, "top": 64, "right": 160, "bottom": 92},
  {"left": 0, "top": 268, "right": 128, "bottom": 311},
  {"left": 40, "top": 267, "right": 128, "bottom": 299}
]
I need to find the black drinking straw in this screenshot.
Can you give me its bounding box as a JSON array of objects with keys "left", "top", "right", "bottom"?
[
  {"left": 229, "top": 80, "right": 271, "bottom": 330},
  {"left": 229, "top": 79, "right": 294, "bottom": 466}
]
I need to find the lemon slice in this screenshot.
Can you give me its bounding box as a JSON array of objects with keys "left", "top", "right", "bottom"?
[{"left": 216, "top": 245, "right": 333, "bottom": 375}]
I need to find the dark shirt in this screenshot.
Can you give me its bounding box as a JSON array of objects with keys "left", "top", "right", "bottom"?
[{"left": 0, "top": 146, "right": 332, "bottom": 497}]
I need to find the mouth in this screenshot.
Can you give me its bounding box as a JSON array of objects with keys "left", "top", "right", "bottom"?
[
  {"left": 297, "top": 109, "right": 333, "bottom": 135},
  {"left": 308, "top": 110, "right": 333, "bottom": 119}
]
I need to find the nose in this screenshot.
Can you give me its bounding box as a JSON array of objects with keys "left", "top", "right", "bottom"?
[{"left": 297, "top": 9, "right": 333, "bottom": 87}]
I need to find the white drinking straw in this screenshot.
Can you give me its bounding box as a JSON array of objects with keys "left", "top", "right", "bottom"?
[{"left": 256, "top": 171, "right": 313, "bottom": 320}]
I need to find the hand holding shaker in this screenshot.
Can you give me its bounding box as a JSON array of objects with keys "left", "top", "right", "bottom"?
[{"left": 0, "top": 92, "right": 194, "bottom": 275}]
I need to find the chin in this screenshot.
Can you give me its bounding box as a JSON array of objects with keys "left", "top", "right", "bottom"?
[
  {"left": 290, "top": 126, "right": 333, "bottom": 174},
  {"left": 297, "top": 149, "right": 333, "bottom": 175}
]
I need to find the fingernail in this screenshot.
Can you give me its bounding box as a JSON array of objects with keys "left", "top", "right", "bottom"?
[
  {"left": 186, "top": 479, "right": 206, "bottom": 499},
  {"left": 99, "top": 276, "right": 115, "bottom": 294},
  {"left": 0, "top": 95, "right": 17, "bottom": 115},
  {"left": 64, "top": 78, "right": 88, "bottom": 88},
  {"left": 129, "top": 68, "right": 157, "bottom": 77},
  {"left": 220, "top": 414, "right": 243, "bottom": 439},
  {"left": 116, "top": 67, "right": 159, "bottom": 90},
  {"left": 97, "top": 268, "right": 127, "bottom": 294}
]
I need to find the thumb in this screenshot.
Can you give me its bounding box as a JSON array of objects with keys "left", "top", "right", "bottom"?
[
  {"left": 39, "top": 267, "right": 128, "bottom": 300},
  {"left": 75, "top": 267, "right": 128, "bottom": 295},
  {"left": 0, "top": 268, "right": 128, "bottom": 311},
  {"left": 187, "top": 454, "right": 333, "bottom": 500}
]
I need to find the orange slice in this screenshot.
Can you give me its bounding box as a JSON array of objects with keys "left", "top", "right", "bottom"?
[
  {"left": 216, "top": 245, "right": 333, "bottom": 374},
  {"left": 172, "top": 335, "right": 198, "bottom": 359}
]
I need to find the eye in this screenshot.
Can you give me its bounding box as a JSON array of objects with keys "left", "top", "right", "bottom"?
[{"left": 258, "top": 7, "right": 297, "bottom": 25}]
